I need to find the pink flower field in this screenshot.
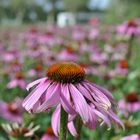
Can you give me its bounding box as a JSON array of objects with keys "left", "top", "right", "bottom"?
[{"left": 0, "top": 18, "right": 140, "bottom": 140}]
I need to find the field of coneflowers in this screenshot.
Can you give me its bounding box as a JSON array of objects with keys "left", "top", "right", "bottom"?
[{"left": 0, "top": 19, "right": 140, "bottom": 140}]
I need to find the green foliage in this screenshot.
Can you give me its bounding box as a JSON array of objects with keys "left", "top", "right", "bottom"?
[
  {"left": 63, "top": 0, "right": 87, "bottom": 12},
  {"left": 105, "top": 0, "right": 140, "bottom": 24}
]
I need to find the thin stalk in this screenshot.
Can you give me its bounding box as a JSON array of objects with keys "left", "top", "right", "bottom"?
[
  {"left": 60, "top": 107, "right": 68, "bottom": 140},
  {"left": 75, "top": 116, "right": 83, "bottom": 140},
  {"left": 126, "top": 35, "right": 135, "bottom": 61}
]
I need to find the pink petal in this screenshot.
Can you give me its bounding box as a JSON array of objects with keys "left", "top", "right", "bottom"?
[
  {"left": 118, "top": 100, "right": 126, "bottom": 110},
  {"left": 51, "top": 105, "right": 60, "bottom": 137},
  {"left": 108, "top": 109, "right": 124, "bottom": 129},
  {"left": 23, "top": 81, "right": 50, "bottom": 112},
  {"left": 76, "top": 83, "right": 94, "bottom": 102},
  {"left": 68, "top": 121, "right": 77, "bottom": 137},
  {"left": 85, "top": 82, "right": 111, "bottom": 109},
  {"left": 92, "top": 108, "right": 111, "bottom": 128},
  {"left": 60, "top": 84, "right": 76, "bottom": 115},
  {"left": 36, "top": 83, "right": 60, "bottom": 112},
  {"left": 120, "top": 134, "right": 139, "bottom": 140},
  {"left": 7, "top": 80, "right": 18, "bottom": 88},
  {"left": 92, "top": 83, "right": 115, "bottom": 102},
  {"left": 26, "top": 77, "right": 47, "bottom": 91},
  {"left": 68, "top": 114, "right": 76, "bottom": 122},
  {"left": 23, "top": 79, "right": 50, "bottom": 105},
  {"left": 69, "top": 84, "right": 89, "bottom": 122},
  {"left": 86, "top": 107, "right": 97, "bottom": 129}
]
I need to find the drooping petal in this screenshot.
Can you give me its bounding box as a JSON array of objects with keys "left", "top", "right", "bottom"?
[
  {"left": 108, "top": 109, "right": 124, "bottom": 129},
  {"left": 23, "top": 80, "right": 49, "bottom": 105},
  {"left": 68, "top": 121, "right": 77, "bottom": 137},
  {"left": 86, "top": 107, "right": 97, "bottom": 129},
  {"left": 92, "top": 108, "right": 111, "bottom": 128},
  {"left": 51, "top": 105, "right": 60, "bottom": 137},
  {"left": 91, "top": 82, "right": 115, "bottom": 103},
  {"left": 60, "top": 84, "right": 76, "bottom": 115},
  {"left": 31, "top": 100, "right": 41, "bottom": 113},
  {"left": 23, "top": 81, "right": 50, "bottom": 112},
  {"left": 36, "top": 83, "right": 60, "bottom": 112},
  {"left": 68, "top": 114, "right": 77, "bottom": 122},
  {"left": 26, "top": 77, "right": 47, "bottom": 91},
  {"left": 76, "top": 83, "right": 94, "bottom": 102},
  {"left": 85, "top": 82, "right": 111, "bottom": 110},
  {"left": 69, "top": 84, "right": 89, "bottom": 122}
]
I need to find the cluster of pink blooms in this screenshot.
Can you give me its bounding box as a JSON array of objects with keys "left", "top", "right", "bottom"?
[{"left": 1, "top": 20, "right": 139, "bottom": 89}]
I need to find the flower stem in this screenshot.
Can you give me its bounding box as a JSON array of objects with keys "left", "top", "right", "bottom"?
[
  {"left": 60, "top": 107, "right": 68, "bottom": 140},
  {"left": 75, "top": 116, "right": 83, "bottom": 140},
  {"left": 126, "top": 35, "right": 135, "bottom": 61}
]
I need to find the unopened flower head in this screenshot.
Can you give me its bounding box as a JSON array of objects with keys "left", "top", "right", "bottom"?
[{"left": 119, "top": 92, "right": 140, "bottom": 113}]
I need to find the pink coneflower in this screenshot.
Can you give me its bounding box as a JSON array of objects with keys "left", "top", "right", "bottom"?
[
  {"left": 116, "top": 59, "right": 128, "bottom": 75},
  {"left": 7, "top": 72, "right": 26, "bottom": 89},
  {"left": 27, "top": 44, "right": 43, "bottom": 57},
  {"left": 108, "top": 60, "right": 128, "bottom": 78},
  {"left": 90, "top": 50, "right": 109, "bottom": 64},
  {"left": 88, "top": 28, "right": 99, "bottom": 40},
  {"left": 38, "top": 32, "right": 56, "bottom": 46},
  {"left": 57, "top": 47, "right": 79, "bottom": 61},
  {"left": 72, "top": 28, "right": 85, "bottom": 41},
  {"left": 2, "top": 49, "right": 20, "bottom": 62},
  {"left": 0, "top": 98, "right": 24, "bottom": 123},
  {"left": 41, "top": 127, "right": 58, "bottom": 140},
  {"left": 118, "top": 92, "right": 140, "bottom": 113},
  {"left": 23, "top": 62, "right": 123, "bottom": 136},
  {"left": 28, "top": 64, "right": 44, "bottom": 78},
  {"left": 117, "top": 20, "right": 140, "bottom": 37},
  {"left": 9, "top": 60, "right": 22, "bottom": 72}
]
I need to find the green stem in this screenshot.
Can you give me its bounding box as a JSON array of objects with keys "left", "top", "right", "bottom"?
[
  {"left": 126, "top": 35, "right": 135, "bottom": 61},
  {"left": 60, "top": 107, "right": 68, "bottom": 140},
  {"left": 75, "top": 116, "right": 83, "bottom": 140}
]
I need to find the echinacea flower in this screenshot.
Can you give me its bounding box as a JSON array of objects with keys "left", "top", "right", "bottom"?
[
  {"left": 23, "top": 62, "right": 123, "bottom": 137},
  {"left": 88, "top": 28, "right": 99, "bottom": 40},
  {"left": 27, "top": 44, "right": 43, "bottom": 57},
  {"left": 7, "top": 72, "right": 26, "bottom": 89},
  {"left": 2, "top": 122, "right": 40, "bottom": 138},
  {"left": 117, "top": 20, "right": 140, "bottom": 38},
  {"left": 90, "top": 50, "right": 109, "bottom": 64},
  {"left": 27, "top": 64, "right": 44, "bottom": 78},
  {"left": 118, "top": 92, "right": 140, "bottom": 113},
  {"left": 38, "top": 32, "right": 56, "bottom": 46},
  {"left": 0, "top": 98, "right": 24, "bottom": 123},
  {"left": 2, "top": 49, "right": 20, "bottom": 63},
  {"left": 108, "top": 60, "right": 128, "bottom": 78},
  {"left": 9, "top": 60, "right": 22, "bottom": 72},
  {"left": 57, "top": 47, "right": 79, "bottom": 61},
  {"left": 41, "top": 127, "right": 58, "bottom": 140}
]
